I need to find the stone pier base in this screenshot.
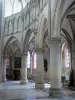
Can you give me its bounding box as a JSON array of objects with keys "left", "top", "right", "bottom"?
[
  {"left": 20, "top": 79, "right": 28, "bottom": 84},
  {"left": 49, "top": 88, "right": 62, "bottom": 98},
  {"left": 35, "top": 83, "right": 44, "bottom": 89}
]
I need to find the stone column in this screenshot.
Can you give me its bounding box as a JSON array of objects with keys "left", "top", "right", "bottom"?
[
  {"left": 12, "top": 56, "right": 15, "bottom": 79},
  {"left": 3, "top": 56, "right": 7, "bottom": 82},
  {"left": 48, "top": 37, "right": 62, "bottom": 98},
  {"left": 35, "top": 48, "right": 44, "bottom": 89},
  {"left": 71, "top": 43, "right": 75, "bottom": 69},
  {"left": 32, "top": 53, "right": 34, "bottom": 80},
  {"left": 9, "top": 56, "right": 14, "bottom": 79},
  {"left": 61, "top": 50, "right": 66, "bottom": 86},
  {"left": 20, "top": 53, "right": 28, "bottom": 84},
  {"left": 0, "top": 0, "right": 5, "bottom": 83},
  {"left": 62, "top": 51, "right": 65, "bottom": 74},
  {"left": 71, "top": 43, "right": 75, "bottom": 86},
  {"left": 30, "top": 53, "right": 32, "bottom": 74}
]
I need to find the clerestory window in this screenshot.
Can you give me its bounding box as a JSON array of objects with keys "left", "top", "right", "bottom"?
[
  {"left": 65, "top": 49, "right": 70, "bottom": 68},
  {"left": 5, "top": 0, "right": 30, "bottom": 17}
]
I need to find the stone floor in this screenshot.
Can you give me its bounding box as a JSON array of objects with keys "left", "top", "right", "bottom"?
[{"left": 0, "top": 81, "right": 75, "bottom": 100}]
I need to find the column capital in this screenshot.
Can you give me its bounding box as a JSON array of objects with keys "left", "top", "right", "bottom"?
[
  {"left": 72, "top": 43, "right": 75, "bottom": 52},
  {"left": 32, "top": 29, "right": 38, "bottom": 35},
  {"left": 49, "top": 88, "right": 62, "bottom": 98},
  {"left": 35, "top": 48, "right": 44, "bottom": 54},
  {"left": 48, "top": 37, "right": 61, "bottom": 47},
  {"left": 3, "top": 55, "right": 9, "bottom": 58},
  {"left": 20, "top": 53, "right": 28, "bottom": 57}
]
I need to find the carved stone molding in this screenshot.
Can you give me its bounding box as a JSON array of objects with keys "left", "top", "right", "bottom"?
[
  {"left": 32, "top": 28, "right": 38, "bottom": 35},
  {"left": 3, "top": 55, "right": 9, "bottom": 58},
  {"left": 48, "top": 37, "right": 61, "bottom": 47},
  {"left": 49, "top": 88, "right": 62, "bottom": 98},
  {"left": 21, "top": 53, "right": 28, "bottom": 66},
  {"left": 20, "top": 53, "right": 28, "bottom": 57},
  {"left": 35, "top": 48, "right": 44, "bottom": 54},
  {"left": 72, "top": 43, "right": 75, "bottom": 52}
]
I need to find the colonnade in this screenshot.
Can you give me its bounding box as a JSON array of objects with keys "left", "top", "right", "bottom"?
[
  {"left": 49, "top": 37, "right": 62, "bottom": 98},
  {"left": 71, "top": 43, "right": 75, "bottom": 85},
  {"left": 1, "top": 0, "right": 75, "bottom": 99},
  {"left": 3, "top": 37, "right": 64, "bottom": 98}
]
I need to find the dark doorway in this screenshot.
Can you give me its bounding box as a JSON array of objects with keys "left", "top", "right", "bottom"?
[
  {"left": 44, "top": 59, "right": 48, "bottom": 73},
  {"left": 14, "top": 57, "right": 21, "bottom": 68},
  {"left": 13, "top": 57, "right": 21, "bottom": 80},
  {"left": 13, "top": 70, "right": 21, "bottom": 80}
]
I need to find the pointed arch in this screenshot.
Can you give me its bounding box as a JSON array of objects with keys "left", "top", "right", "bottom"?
[
  {"left": 17, "top": 16, "right": 22, "bottom": 32},
  {"left": 51, "top": 0, "right": 65, "bottom": 37},
  {"left": 61, "top": 28, "right": 72, "bottom": 45},
  {"left": 36, "top": 15, "right": 47, "bottom": 48},
  {"left": 3, "top": 36, "right": 21, "bottom": 55},
  {"left": 23, "top": 29, "right": 32, "bottom": 53},
  {"left": 61, "top": 0, "right": 75, "bottom": 25}
]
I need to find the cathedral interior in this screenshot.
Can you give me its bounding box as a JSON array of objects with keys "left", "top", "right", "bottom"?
[{"left": 0, "top": 0, "right": 75, "bottom": 100}]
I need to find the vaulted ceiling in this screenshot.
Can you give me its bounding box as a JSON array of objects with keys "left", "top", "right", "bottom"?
[{"left": 61, "top": 3, "right": 75, "bottom": 43}]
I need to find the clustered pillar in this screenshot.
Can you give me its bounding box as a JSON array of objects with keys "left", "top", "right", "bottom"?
[
  {"left": 49, "top": 37, "right": 62, "bottom": 98},
  {"left": 20, "top": 53, "right": 28, "bottom": 84}
]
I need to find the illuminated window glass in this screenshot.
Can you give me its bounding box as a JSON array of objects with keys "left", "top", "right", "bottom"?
[
  {"left": 65, "top": 49, "right": 70, "bottom": 68},
  {"left": 5, "top": 0, "right": 30, "bottom": 17},
  {"left": 34, "top": 53, "right": 36, "bottom": 69},
  {"left": 27, "top": 51, "right": 30, "bottom": 68}
]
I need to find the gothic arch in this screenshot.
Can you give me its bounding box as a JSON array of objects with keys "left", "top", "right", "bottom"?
[
  {"left": 8, "top": 20, "right": 12, "bottom": 34},
  {"left": 3, "top": 36, "right": 21, "bottom": 55},
  {"left": 36, "top": 15, "right": 47, "bottom": 48},
  {"left": 61, "top": 0, "right": 75, "bottom": 25},
  {"left": 22, "top": 29, "right": 32, "bottom": 53},
  {"left": 17, "top": 16, "right": 22, "bottom": 32},
  {"left": 28, "top": 36, "right": 35, "bottom": 52},
  {"left": 61, "top": 28, "right": 72, "bottom": 46},
  {"left": 51, "top": 0, "right": 65, "bottom": 37},
  {"left": 61, "top": 0, "right": 75, "bottom": 41}
]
